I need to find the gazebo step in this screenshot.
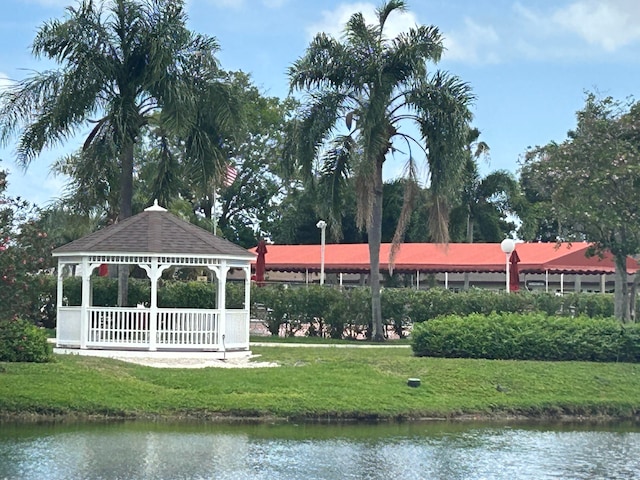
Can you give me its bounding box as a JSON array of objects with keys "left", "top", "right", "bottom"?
[{"left": 53, "top": 347, "right": 251, "bottom": 361}]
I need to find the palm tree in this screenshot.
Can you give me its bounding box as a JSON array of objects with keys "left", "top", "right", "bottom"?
[
  {"left": 449, "top": 129, "right": 518, "bottom": 244},
  {"left": 453, "top": 162, "right": 518, "bottom": 244},
  {"left": 0, "top": 0, "right": 237, "bottom": 218},
  {"left": 0, "top": 0, "right": 238, "bottom": 305},
  {"left": 289, "top": 0, "right": 474, "bottom": 340}
]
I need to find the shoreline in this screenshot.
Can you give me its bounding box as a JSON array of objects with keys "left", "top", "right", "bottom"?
[{"left": 2, "top": 410, "right": 639, "bottom": 426}]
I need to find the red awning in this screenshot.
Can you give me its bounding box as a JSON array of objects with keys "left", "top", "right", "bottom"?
[{"left": 248, "top": 242, "right": 637, "bottom": 275}]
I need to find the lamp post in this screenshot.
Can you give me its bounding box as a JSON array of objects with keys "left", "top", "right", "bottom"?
[
  {"left": 500, "top": 238, "right": 515, "bottom": 293},
  {"left": 316, "top": 220, "right": 327, "bottom": 285}
]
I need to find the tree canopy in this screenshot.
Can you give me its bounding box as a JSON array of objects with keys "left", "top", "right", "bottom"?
[{"left": 522, "top": 93, "right": 640, "bottom": 320}]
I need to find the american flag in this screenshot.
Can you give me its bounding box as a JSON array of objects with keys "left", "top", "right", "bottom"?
[{"left": 223, "top": 165, "right": 238, "bottom": 187}]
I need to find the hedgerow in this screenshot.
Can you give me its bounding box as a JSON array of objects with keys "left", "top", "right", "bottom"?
[
  {"left": 411, "top": 312, "right": 640, "bottom": 362},
  {"left": 17, "top": 277, "right": 629, "bottom": 340}
]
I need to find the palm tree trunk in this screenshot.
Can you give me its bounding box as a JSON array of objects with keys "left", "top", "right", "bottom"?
[
  {"left": 117, "top": 141, "right": 134, "bottom": 307},
  {"left": 463, "top": 215, "right": 473, "bottom": 290},
  {"left": 369, "top": 161, "right": 385, "bottom": 341},
  {"left": 614, "top": 253, "right": 630, "bottom": 322}
]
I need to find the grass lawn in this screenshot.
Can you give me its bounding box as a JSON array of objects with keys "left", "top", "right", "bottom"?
[{"left": 1, "top": 346, "right": 639, "bottom": 421}]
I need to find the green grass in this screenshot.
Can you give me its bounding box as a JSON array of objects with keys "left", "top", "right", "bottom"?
[{"left": 1, "top": 347, "right": 639, "bottom": 421}]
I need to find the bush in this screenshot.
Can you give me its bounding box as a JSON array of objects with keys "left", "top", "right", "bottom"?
[
  {"left": 158, "top": 280, "right": 216, "bottom": 309},
  {"left": 0, "top": 318, "right": 52, "bottom": 362},
  {"left": 251, "top": 285, "right": 372, "bottom": 338},
  {"left": 61, "top": 277, "right": 150, "bottom": 307},
  {"left": 329, "top": 287, "right": 371, "bottom": 339},
  {"left": 411, "top": 312, "right": 638, "bottom": 362},
  {"left": 251, "top": 284, "right": 298, "bottom": 336}
]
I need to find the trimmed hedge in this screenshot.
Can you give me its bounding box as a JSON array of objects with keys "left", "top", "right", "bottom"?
[
  {"left": 18, "top": 274, "right": 628, "bottom": 340},
  {"left": 0, "top": 318, "right": 52, "bottom": 362},
  {"left": 251, "top": 285, "right": 363, "bottom": 337},
  {"left": 411, "top": 312, "right": 640, "bottom": 362},
  {"left": 56, "top": 277, "right": 246, "bottom": 310}
]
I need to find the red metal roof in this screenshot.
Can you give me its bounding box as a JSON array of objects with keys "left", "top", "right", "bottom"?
[{"left": 250, "top": 242, "right": 638, "bottom": 275}]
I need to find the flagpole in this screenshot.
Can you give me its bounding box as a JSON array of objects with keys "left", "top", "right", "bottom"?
[{"left": 214, "top": 164, "right": 237, "bottom": 237}]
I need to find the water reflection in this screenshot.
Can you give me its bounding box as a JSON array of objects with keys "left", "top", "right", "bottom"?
[{"left": 0, "top": 421, "right": 639, "bottom": 479}]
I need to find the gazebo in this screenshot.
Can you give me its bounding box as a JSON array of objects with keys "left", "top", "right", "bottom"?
[{"left": 52, "top": 201, "right": 255, "bottom": 360}]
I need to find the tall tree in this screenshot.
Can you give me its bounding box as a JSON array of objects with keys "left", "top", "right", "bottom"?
[
  {"left": 288, "top": 0, "right": 473, "bottom": 340},
  {"left": 0, "top": 0, "right": 238, "bottom": 305},
  {"left": 211, "top": 72, "right": 296, "bottom": 246},
  {"left": 0, "top": 162, "right": 55, "bottom": 323},
  {"left": 517, "top": 160, "right": 570, "bottom": 242},
  {"left": 447, "top": 129, "right": 518, "bottom": 289},
  {"left": 523, "top": 93, "right": 640, "bottom": 321}
]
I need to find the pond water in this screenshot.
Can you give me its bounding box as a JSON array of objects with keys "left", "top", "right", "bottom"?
[{"left": 1, "top": 420, "right": 639, "bottom": 479}]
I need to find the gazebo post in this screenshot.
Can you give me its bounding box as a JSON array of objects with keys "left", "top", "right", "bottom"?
[
  {"left": 140, "top": 258, "right": 170, "bottom": 351},
  {"left": 148, "top": 258, "right": 158, "bottom": 351},
  {"left": 55, "top": 261, "right": 64, "bottom": 347},
  {"left": 219, "top": 261, "right": 229, "bottom": 352},
  {"left": 209, "top": 262, "right": 230, "bottom": 351},
  {"left": 243, "top": 265, "right": 251, "bottom": 307},
  {"left": 80, "top": 258, "right": 92, "bottom": 349}
]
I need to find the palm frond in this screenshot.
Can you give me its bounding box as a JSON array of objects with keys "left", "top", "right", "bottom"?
[
  {"left": 318, "top": 135, "right": 355, "bottom": 239},
  {"left": 408, "top": 71, "right": 475, "bottom": 242},
  {"left": 386, "top": 25, "right": 443, "bottom": 83},
  {"left": 291, "top": 90, "right": 350, "bottom": 179},
  {"left": 377, "top": 0, "right": 407, "bottom": 31},
  {"left": 289, "top": 33, "right": 352, "bottom": 91},
  {"left": 389, "top": 173, "right": 419, "bottom": 270}
]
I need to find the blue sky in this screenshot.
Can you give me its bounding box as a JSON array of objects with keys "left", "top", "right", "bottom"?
[{"left": 1, "top": 0, "right": 639, "bottom": 207}]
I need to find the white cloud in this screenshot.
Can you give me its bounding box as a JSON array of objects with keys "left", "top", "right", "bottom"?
[
  {"left": 306, "top": 2, "right": 418, "bottom": 40},
  {"left": 442, "top": 18, "right": 501, "bottom": 64},
  {"left": 441, "top": 1, "right": 640, "bottom": 65},
  {"left": 551, "top": 0, "right": 640, "bottom": 51}
]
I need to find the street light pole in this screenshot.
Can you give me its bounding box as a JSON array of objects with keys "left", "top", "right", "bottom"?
[
  {"left": 316, "top": 220, "right": 327, "bottom": 285},
  {"left": 500, "top": 239, "right": 515, "bottom": 293}
]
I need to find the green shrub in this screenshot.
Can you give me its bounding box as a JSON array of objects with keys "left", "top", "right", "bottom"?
[
  {"left": 330, "top": 287, "right": 371, "bottom": 339},
  {"left": 251, "top": 284, "right": 298, "bottom": 336},
  {"left": 251, "top": 285, "right": 372, "bottom": 338},
  {"left": 62, "top": 277, "right": 150, "bottom": 307},
  {"left": 158, "top": 280, "right": 216, "bottom": 309},
  {"left": 0, "top": 318, "right": 52, "bottom": 362},
  {"left": 411, "top": 312, "right": 637, "bottom": 362},
  {"left": 381, "top": 288, "right": 411, "bottom": 338},
  {"left": 226, "top": 281, "right": 246, "bottom": 309}
]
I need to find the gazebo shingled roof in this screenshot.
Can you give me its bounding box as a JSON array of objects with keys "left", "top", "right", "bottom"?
[{"left": 53, "top": 207, "right": 253, "bottom": 258}]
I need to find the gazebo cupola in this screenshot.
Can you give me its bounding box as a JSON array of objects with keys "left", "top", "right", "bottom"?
[{"left": 52, "top": 201, "right": 255, "bottom": 360}]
